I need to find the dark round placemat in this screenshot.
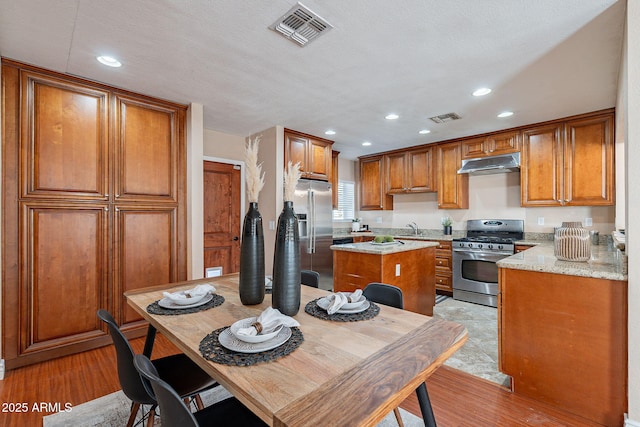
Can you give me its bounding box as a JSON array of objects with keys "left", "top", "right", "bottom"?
[
  {"left": 304, "top": 297, "right": 380, "bottom": 322},
  {"left": 146, "top": 294, "right": 225, "bottom": 315},
  {"left": 199, "top": 326, "right": 303, "bottom": 366}
]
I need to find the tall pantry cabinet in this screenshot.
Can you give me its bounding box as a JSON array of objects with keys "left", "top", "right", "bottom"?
[{"left": 2, "top": 60, "right": 187, "bottom": 369}]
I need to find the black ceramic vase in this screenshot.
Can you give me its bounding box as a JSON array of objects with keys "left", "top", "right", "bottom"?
[
  {"left": 272, "top": 201, "right": 301, "bottom": 316},
  {"left": 443, "top": 225, "right": 452, "bottom": 235},
  {"left": 239, "top": 202, "right": 265, "bottom": 305}
]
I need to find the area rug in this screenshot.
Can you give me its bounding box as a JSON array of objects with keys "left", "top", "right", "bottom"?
[{"left": 43, "top": 386, "right": 425, "bottom": 426}]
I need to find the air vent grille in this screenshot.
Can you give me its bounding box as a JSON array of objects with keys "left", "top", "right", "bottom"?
[
  {"left": 429, "top": 112, "right": 462, "bottom": 124},
  {"left": 270, "top": 2, "right": 333, "bottom": 46}
]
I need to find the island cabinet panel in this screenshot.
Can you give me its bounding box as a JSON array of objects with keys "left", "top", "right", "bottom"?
[
  {"left": 2, "top": 59, "right": 187, "bottom": 369},
  {"left": 359, "top": 155, "right": 393, "bottom": 210},
  {"left": 498, "top": 268, "right": 627, "bottom": 427},
  {"left": 333, "top": 246, "right": 436, "bottom": 316}
]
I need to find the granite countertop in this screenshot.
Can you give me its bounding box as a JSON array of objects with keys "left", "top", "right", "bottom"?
[
  {"left": 497, "top": 242, "right": 627, "bottom": 281},
  {"left": 330, "top": 239, "right": 438, "bottom": 255}
]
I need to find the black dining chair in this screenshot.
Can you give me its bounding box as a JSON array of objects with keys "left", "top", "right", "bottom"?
[
  {"left": 362, "top": 283, "right": 438, "bottom": 427},
  {"left": 133, "top": 354, "right": 266, "bottom": 426},
  {"left": 301, "top": 269, "right": 320, "bottom": 288},
  {"left": 97, "top": 309, "right": 218, "bottom": 427}
]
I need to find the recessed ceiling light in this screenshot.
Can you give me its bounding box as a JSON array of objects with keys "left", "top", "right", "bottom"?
[
  {"left": 418, "top": 129, "right": 431, "bottom": 135},
  {"left": 497, "top": 111, "right": 514, "bottom": 118},
  {"left": 385, "top": 114, "right": 399, "bottom": 120},
  {"left": 324, "top": 130, "right": 336, "bottom": 135},
  {"left": 362, "top": 141, "right": 372, "bottom": 146},
  {"left": 473, "top": 88, "right": 492, "bottom": 97},
  {"left": 96, "top": 56, "right": 122, "bottom": 67}
]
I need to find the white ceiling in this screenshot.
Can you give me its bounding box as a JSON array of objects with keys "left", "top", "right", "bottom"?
[{"left": 0, "top": 0, "right": 626, "bottom": 159}]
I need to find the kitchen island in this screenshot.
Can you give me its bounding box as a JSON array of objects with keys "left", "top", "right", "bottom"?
[
  {"left": 497, "top": 244, "right": 627, "bottom": 427},
  {"left": 331, "top": 240, "right": 438, "bottom": 316}
]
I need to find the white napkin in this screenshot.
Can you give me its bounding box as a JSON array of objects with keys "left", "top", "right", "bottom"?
[
  {"left": 163, "top": 284, "right": 215, "bottom": 303},
  {"left": 236, "top": 307, "right": 300, "bottom": 336},
  {"left": 325, "top": 289, "right": 363, "bottom": 314}
]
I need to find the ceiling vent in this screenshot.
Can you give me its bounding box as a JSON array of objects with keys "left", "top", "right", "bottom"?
[
  {"left": 270, "top": 2, "right": 333, "bottom": 46},
  {"left": 429, "top": 112, "right": 462, "bottom": 124}
]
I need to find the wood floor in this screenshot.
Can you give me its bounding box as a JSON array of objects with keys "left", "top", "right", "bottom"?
[{"left": 0, "top": 334, "right": 602, "bottom": 427}]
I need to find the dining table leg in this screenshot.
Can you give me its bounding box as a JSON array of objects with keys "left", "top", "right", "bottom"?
[
  {"left": 142, "top": 324, "right": 157, "bottom": 358},
  {"left": 416, "top": 382, "right": 437, "bottom": 427}
]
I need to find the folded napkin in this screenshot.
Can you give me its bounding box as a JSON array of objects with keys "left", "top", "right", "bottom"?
[
  {"left": 163, "top": 284, "right": 215, "bottom": 303},
  {"left": 325, "top": 289, "right": 363, "bottom": 314},
  {"left": 236, "top": 307, "right": 300, "bottom": 336}
]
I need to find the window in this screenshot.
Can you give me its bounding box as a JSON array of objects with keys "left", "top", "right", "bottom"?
[{"left": 333, "top": 180, "right": 355, "bottom": 221}]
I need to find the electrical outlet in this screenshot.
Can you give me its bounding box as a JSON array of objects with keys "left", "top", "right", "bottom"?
[
  {"left": 585, "top": 218, "right": 593, "bottom": 226},
  {"left": 537, "top": 217, "right": 544, "bottom": 225},
  {"left": 395, "top": 264, "right": 400, "bottom": 276}
]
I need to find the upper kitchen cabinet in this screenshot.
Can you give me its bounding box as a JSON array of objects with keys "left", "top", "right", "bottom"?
[
  {"left": 359, "top": 155, "right": 393, "bottom": 210},
  {"left": 331, "top": 150, "right": 339, "bottom": 208},
  {"left": 461, "top": 130, "right": 520, "bottom": 159},
  {"left": 437, "top": 142, "right": 469, "bottom": 209},
  {"left": 385, "top": 147, "right": 435, "bottom": 194},
  {"left": 284, "top": 129, "right": 333, "bottom": 181},
  {"left": 521, "top": 110, "right": 614, "bottom": 207}
]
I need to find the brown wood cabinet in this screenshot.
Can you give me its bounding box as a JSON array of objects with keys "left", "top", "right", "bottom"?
[
  {"left": 434, "top": 240, "right": 453, "bottom": 293},
  {"left": 284, "top": 129, "right": 333, "bottom": 181},
  {"left": 514, "top": 244, "right": 534, "bottom": 253},
  {"left": 385, "top": 147, "right": 435, "bottom": 194},
  {"left": 2, "top": 60, "right": 187, "bottom": 369},
  {"left": 437, "top": 142, "right": 469, "bottom": 209},
  {"left": 359, "top": 155, "right": 393, "bottom": 210},
  {"left": 498, "top": 268, "right": 627, "bottom": 426},
  {"left": 461, "top": 130, "right": 520, "bottom": 159},
  {"left": 521, "top": 111, "right": 614, "bottom": 206},
  {"left": 352, "top": 234, "right": 375, "bottom": 243},
  {"left": 331, "top": 150, "right": 340, "bottom": 208}
]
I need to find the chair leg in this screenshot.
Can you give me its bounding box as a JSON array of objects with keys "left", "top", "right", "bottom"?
[
  {"left": 393, "top": 407, "right": 405, "bottom": 427},
  {"left": 194, "top": 394, "right": 205, "bottom": 410},
  {"left": 146, "top": 408, "right": 155, "bottom": 427},
  {"left": 416, "top": 382, "right": 437, "bottom": 427},
  {"left": 126, "top": 403, "right": 140, "bottom": 427}
]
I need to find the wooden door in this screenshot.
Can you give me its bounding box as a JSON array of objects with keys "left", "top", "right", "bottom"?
[
  {"left": 437, "top": 142, "right": 468, "bottom": 209},
  {"left": 564, "top": 113, "right": 614, "bottom": 206},
  {"left": 520, "top": 124, "right": 564, "bottom": 206},
  {"left": 203, "top": 161, "right": 241, "bottom": 276}
]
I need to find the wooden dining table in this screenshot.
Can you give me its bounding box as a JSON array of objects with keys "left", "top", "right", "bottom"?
[{"left": 125, "top": 274, "right": 467, "bottom": 427}]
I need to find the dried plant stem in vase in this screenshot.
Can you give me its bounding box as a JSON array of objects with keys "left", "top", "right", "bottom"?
[{"left": 239, "top": 136, "right": 266, "bottom": 305}]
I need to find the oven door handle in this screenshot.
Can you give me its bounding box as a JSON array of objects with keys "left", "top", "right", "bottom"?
[{"left": 452, "top": 250, "right": 512, "bottom": 261}]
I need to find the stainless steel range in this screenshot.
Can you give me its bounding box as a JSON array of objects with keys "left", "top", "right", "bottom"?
[{"left": 452, "top": 219, "right": 524, "bottom": 307}]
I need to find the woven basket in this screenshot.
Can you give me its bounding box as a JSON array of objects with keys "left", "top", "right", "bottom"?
[{"left": 554, "top": 222, "right": 591, "bottom": 262}]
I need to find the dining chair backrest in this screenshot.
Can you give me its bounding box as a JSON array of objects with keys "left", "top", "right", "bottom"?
[
  {"left": 97, "top": 309, "right": 155, "bottom": 404},
  {"left": 363, "top": 283, "right": 404, "bottom": 310},
  {"left": 133, "top": 354, "right": 199, "bottom": 426},
  {"left": 301, "top": 270, "right": 320, "bottom": 288}
]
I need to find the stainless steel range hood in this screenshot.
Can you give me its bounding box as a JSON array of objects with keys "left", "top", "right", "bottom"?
[{"left": 457, "top": 152, "right": 520, "bottom": 175}]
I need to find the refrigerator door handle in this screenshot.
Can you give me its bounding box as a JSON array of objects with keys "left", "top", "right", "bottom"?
[{"left": 310, "top": 190, "right": 316, "bottom": 253}]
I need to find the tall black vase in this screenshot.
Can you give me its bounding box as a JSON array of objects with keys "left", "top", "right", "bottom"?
[
  {"left": 272, "top": 201, "right": 300, "bottom": 316},
  {"left": 239, "top": 202, "right": 265, "bottom": 305}
]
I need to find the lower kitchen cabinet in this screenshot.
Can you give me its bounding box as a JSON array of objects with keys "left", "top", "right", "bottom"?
[
  {"left": 498, "top": 268, "right": 627, "bottom": 427},
  {"left": 435, "top": 240, "right": 453, "bottom": 294}
]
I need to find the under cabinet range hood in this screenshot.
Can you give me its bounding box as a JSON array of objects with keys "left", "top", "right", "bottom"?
[{"left": 457, "top": 152, "right": 520, "bottom": 175}]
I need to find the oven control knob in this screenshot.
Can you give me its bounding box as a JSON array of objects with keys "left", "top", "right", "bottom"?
[
  {"left": 467, "top": 243, "right": 473, "bottom": 248},
  {"left": 477, "top": 244, "right": 483, "bottom": 249},
  {"left": 498, "top": 244, "right": 503, "bottom": 250},
  {"left": 488, "top": 244, "right": 493, "bottom": 249}
]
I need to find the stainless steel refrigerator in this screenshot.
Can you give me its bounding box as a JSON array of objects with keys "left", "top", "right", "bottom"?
[{"left": 294, "top": 179, "right": 333, "bottom": 290}]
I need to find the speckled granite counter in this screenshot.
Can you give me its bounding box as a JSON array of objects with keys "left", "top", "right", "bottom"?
[
  {"left": 330, "top": 239, "right": 438, "bottom": 255},
  {"left": 497, "top": 243, "right": 627, "bottom": 281}
]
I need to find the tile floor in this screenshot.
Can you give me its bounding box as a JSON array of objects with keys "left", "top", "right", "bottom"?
[{"left": 433, "top": 297, "right": 511, "bottom": 387}]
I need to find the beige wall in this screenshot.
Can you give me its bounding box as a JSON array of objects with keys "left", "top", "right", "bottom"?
[
  {"left": 203, "top": 128, "right": 246, "bottom": 161},
  {"left": 625, "top": 0, "right": 640, "bottom": 423},
  {"left": 356, "top": 171, "right": 615, "bottom": 235}
]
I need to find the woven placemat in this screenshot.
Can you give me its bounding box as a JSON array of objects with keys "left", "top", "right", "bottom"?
[
  {"left": 199, "top": 327, "right": 303, "bottom": 366},
  {"left": 304, "top": 297, "right": 380, "bottom": 322},
  {"left": 146, "top": 294, "right": 225, "bottom": 315}
]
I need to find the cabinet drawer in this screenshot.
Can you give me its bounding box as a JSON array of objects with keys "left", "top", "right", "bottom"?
[
  {"left": 436, "top": 241, "right": 452, "bottom": 250},
  {"left": 435, "top": 273, "right": 453, "bottom": 291},
  {"left": 435, "top": 256, "right": 451, "bottom": 269}
]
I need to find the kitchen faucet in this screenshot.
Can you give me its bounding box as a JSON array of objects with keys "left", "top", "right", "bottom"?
[{"left": 406, "top": 222, "right": 418, "bottom": 236}]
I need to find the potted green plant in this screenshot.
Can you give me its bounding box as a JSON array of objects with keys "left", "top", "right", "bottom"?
[{"left": 441, "top": 217, "right": 453, "bottom": 235}]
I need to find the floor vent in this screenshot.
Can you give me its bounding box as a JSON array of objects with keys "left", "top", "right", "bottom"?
[
  {"left": 429, "top": 112, "right": 462, "bottom": 124},
  {"left": 270, "top": 2, "right": 333, "bottom": 46}
]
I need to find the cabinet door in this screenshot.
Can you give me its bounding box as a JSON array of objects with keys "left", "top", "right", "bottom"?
[
  {"left": 486, "top": 131, "right": 520, "bottom": 155},
  {"left": 19, "top": 202, "right": 109, "bottom": 357},
  {"left": 331, "top": 151, "right": 339, "bottom": 208},
  {"left": 20, "top": 71, "right": 109, "bottom": 200},
  {"left": 385, "top": 152, "right": 407, "bottom": 193},
  {"left": 307, "top": 138, "right": 332, "bottom": 180},
  {"left": 564, "top": 114, "right": 614, "bottom": 206},
  {"left": 285, "top": 133, "right": 308, "bottom": 173},
  {"left": 461, "top": 137, "right": 487, "bottom": 159},
  {"left": 113, "top": 95, "right": 181, "bottom": 203},
  {"left": 407, "top": 147, "right": 434, "bottom": 192},
  {"left": 359, "top": 156, "right": 393, "bottom": 210},
  {"left": 437, "top": 142, "right": 468, "bottom": 209},
  {"left": 521, "top": 124, "right": 564, "bottom": 206}
]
